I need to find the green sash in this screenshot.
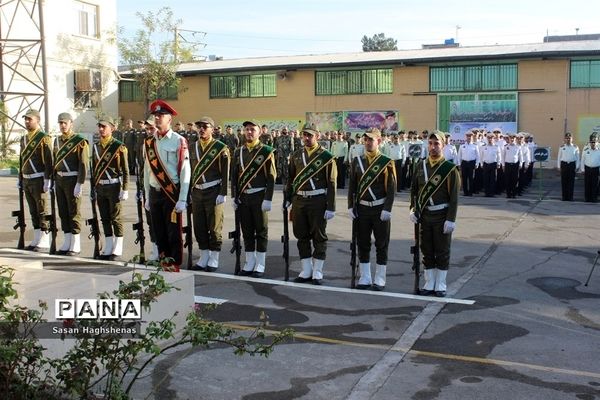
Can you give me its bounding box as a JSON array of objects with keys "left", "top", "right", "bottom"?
[
  {"left": 21, "top": 130, "right": 45, "bottom": 166},
  {"left": 292, "top": 147, "right": 334, "bottom": 195},
  {"left": 54, "top": 134, "right": 86, "bottom": 170},
  {"left": 238, "top": 144, "right": 274, "bottom": 194},
  {"left": 93, "top": 139, "right": 123, "bottom": 187},
  {"left": 415, "top": 160, "right": 456, "bottom": 218},
  {"left": 357, "top": 154, "right": 392, "bottom": 200},
  {"left": 191, "top": 140, "right": 227, "bottom": 187},
  {"left": 144, "top": 137, "right": 179, "bottom": 204}
]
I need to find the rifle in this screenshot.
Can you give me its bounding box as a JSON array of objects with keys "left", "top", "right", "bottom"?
[
  {"left": 410, "top": 221, "right": 421, "bottom": 294},
  {"left": 281, "top": 157, "right": 290, "bottom": 281},
  {"left": 183, "top": 192, "right": 193, "bottom": 270},
  {"left": 47, "top": 171, "right": 57, "bottom": 254},
  {"left": 229, "top": 163, "right": 242, "bottom": 275},
  {"left": 132, "top": 172, "right": 146, "bottom": 264},
  {"left": 12, "top": 151, "right": 26, "bottom": 249},
  {"left": 87, "top": 158, "right": 101, "bottom": 259},
  {"left": 584, "top": 250, "right": 600, "bottom": 287},
  {"left": 350, "top": 193, "right": 358, "bottom": 288}
]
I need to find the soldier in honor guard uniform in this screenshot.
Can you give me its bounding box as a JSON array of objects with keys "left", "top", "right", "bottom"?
[
  {"left": 502, "top": 133, "right": 523, "bottom": 198},
  {"left": 580, "top": 133, "right": 600, "bottom": 203},
  {"left": 141, "top": 117, "right": 159, "bottom": 261},
  {"left": 330, "top": 131, "right": 349, "bottom": 189},
  {"left": 479, "top": 132, "right": 502, "bottom": 197},
  {"left": 188, "top": 116, "right": 229, "bottom": 272},
  {"left": 456, "top": 130, "right": 480, "bottom": 196},
  {"left": 557, "top": 132, "right": 580, "bottom": 201},
  {"left": 231, "top": 120, "right": 276, "bottom": 277},
  {"left": 409, "top": 131, "right": 460, "bottom": 297},
  {"left": 92, "top": 116, "right": 129, "bottom": 260},
  {"left": 20, "top": 109, "right": 53, "bottom": 251},
  {"left": 348, "top": 128, "right": 396, "bottom": 290},
  {"left": 286, "top": 123, "right": 337, "bottom": 285},
  {"left": 53, "top": 112, "right": 89, "bottom": 255},
  {"left": 143, "top": 100, "right": 191, "bottom": 271}
]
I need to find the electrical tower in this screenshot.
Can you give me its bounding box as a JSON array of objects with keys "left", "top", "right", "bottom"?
[{"left": 0, "top": 0, "right": 49, "bottom": 134}]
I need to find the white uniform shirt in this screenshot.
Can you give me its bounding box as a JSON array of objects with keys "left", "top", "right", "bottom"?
[
  {"left": 503, "top": 143, "right": 523, "bottom": 167},
  {"left": 580, "top": 147, "right": 600, "bottom": 171},
  {"left": 386, "top": 142, "right": 406, "bottom": 161},
  {"left": 480, "top": 143, "right": 502, "bottom": 166},
  {"left": 443, "top": 144, "right": 458, "bottom": 164},
  {"left": 457, "top": 142, "right": 480, "bottom": 164},
  {"left": 557, "top": 143, "right": 580, "bottom": 169},
  {"left": 348, "top": 143, "right": 365, "bottom": 163},
  {"left": 520, "top": 144, "right": 532, "bottom": 165}
]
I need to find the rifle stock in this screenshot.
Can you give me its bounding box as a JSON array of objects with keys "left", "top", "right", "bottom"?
[
  {"left": 184, "top": 193, "right": 193, "bottom": 270},
  {"left": 411, "top": 221, "right": 421, "bottom": 294},
  {"left": 48, "top": 172, "right": 57, "bottom": 254},
  {"left": 133, "top": 174, "right": 146, "bottom": 264},
  {"left": 281, "top": 159, "right": 290, "bottom": 281},
  {"left": 88, "top": 159, "right": 101, "bottom": 259},
  {"left": 229, "top": 203, "right": 241, "bottom": 275},
  {"left": 13, "top": 153, "right": 26, "bottom": 249}
]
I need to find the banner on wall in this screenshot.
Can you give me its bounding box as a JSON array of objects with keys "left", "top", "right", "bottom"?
[
  {"left": 576, "top": 116, "right": 600, "bottom": 144},
  {"left": 448, "top": 100, "right": 517, "bottom": 142},
  {"left": 221, "top": 118, "right": 303, "bottom": 133},
  {"left": 343, "top": 110, "right": 401, "bottom": 135}
]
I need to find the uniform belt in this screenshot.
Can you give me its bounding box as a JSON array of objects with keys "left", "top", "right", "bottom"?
[
  {"left": 194, "top": 179, "right": 221, "bottom": 190},
  {"left": 243, "top": 187, "right": 265, "bottom": 194},
  {"left": 22, "top": 172, "right": 45, "bottom": 179},
  {"left": 57, "top": 171, "right": 79, "bottom": 177},
  {"left": 98, "top": 178, "right": 120, "bottom": 185},
  {"left": 296, "top": 189, "right": 326, "bottom": 197},
  {"left": 359, "top": 198, "right": 385, "bottom": 207},
  {"left": 426, "top": 203, "right": 448, "bottom": 211}
]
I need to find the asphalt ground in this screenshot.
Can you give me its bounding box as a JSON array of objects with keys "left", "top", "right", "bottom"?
[{"left": 1, "top": 168, "right": 599, "bottom": 400}]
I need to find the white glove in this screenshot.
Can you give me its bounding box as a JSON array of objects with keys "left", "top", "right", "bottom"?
[
  {"left": 73, "top": 183, "right": 82, "bottom": 198},
  {"left": 324, "top": 210, "right": 335, "bottom": 220},
  {"left": 380, "top": 210, "right": 392, "bottom": 221},
  {"left": 443, "top": 220, "right": 456, "bottom": 234},
  {"left": 409, "top": 211, "right": 418, "bottom": 224},
  {"left": 175, "top": 200, "right": 187, "bottom": 213},
  {"left": 119, "top": 190, "right": 129, "bottom": 201},
  {"left": 348, "top": 208, "right": 356, "bottom": 220},
  {"left": 43, "top": 179, "right": 51, "bottom": 193},
  {"left": 232, "top": 200, "right": 238, "bottom": 211},
  {"left": 282, "top": 201, "right": 291, "bottom": 211},
  {"left": 215, "top": 195, "right": 226, "bottom": 205},
  {"left": 144, "top": 198, "right": 151, "bottom": 211},
  {"left": 136, "top": 190, "right": 143, "bottom": 201},
  {"left": 261, "top": 200, "right": 272, "bottom": 212},
  {"left": 16, "top": 180, "right": 21, "bottom": 189}
]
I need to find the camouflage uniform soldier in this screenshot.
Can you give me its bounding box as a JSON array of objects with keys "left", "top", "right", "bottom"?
[
  {"left": 20, "top": 109, "right": 53, "bottom": 251},
  {"left": 92, "top": 117, "right": 129, "bottom": 260},
  {"left": 286, "top": 123, "right": 337, "bottom": 285},
  {"left": 259, "top": 124, "right": 273, "bottom": 146},
  {"left": 123, "top": 119, "right": 137, "bottom": 174},
  {"left": 275, "top": 127, "right": 294, "bottom": 184},
  {"left": 54, "top": 112, "right": 89, "bottom": 256}
]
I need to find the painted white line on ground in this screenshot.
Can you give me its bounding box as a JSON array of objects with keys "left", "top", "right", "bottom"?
[
  {"left": 0, "top": 248, "right": 474, "bottom": 305},
  {"left": 194, "top": 295, "right": 228, "bottom": 305},
  {"left": 190, "top": 270, "right": 475, "bottom": 305}
]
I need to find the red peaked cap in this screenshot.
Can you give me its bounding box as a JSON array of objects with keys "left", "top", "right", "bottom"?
[{"left": 149, "top": 99, "right": 178, "bottom": 116}]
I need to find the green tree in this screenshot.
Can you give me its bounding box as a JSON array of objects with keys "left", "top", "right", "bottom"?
[
  {"left": 361, "top": 33, "right": 398, "bottom": 52},
  {"left": 118, "top": 7, "right": 197, "bottom": 114}
]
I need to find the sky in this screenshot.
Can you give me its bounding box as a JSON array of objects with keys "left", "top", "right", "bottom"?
[{"left": 117, "top": 0, "right": 600, "bottom": 60}]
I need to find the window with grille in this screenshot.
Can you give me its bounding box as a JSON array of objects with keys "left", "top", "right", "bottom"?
[
  {"left": 430, "top": 64, "right": 517, "bottom": 92},
  {"left": 315, "top": 68, "right": 393, "bottom": 95},
  {"left": 570, "top": 60, "right": 600, "bottom": 88},
  {"left": 74, "top": 69, "right": 101, "bottom": 109},
  {"left": 118, "top": 80, "right": 178, "bottom": 102},
  {"left": 209, "top": 74, "right": 277, "bottom": 98}
]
